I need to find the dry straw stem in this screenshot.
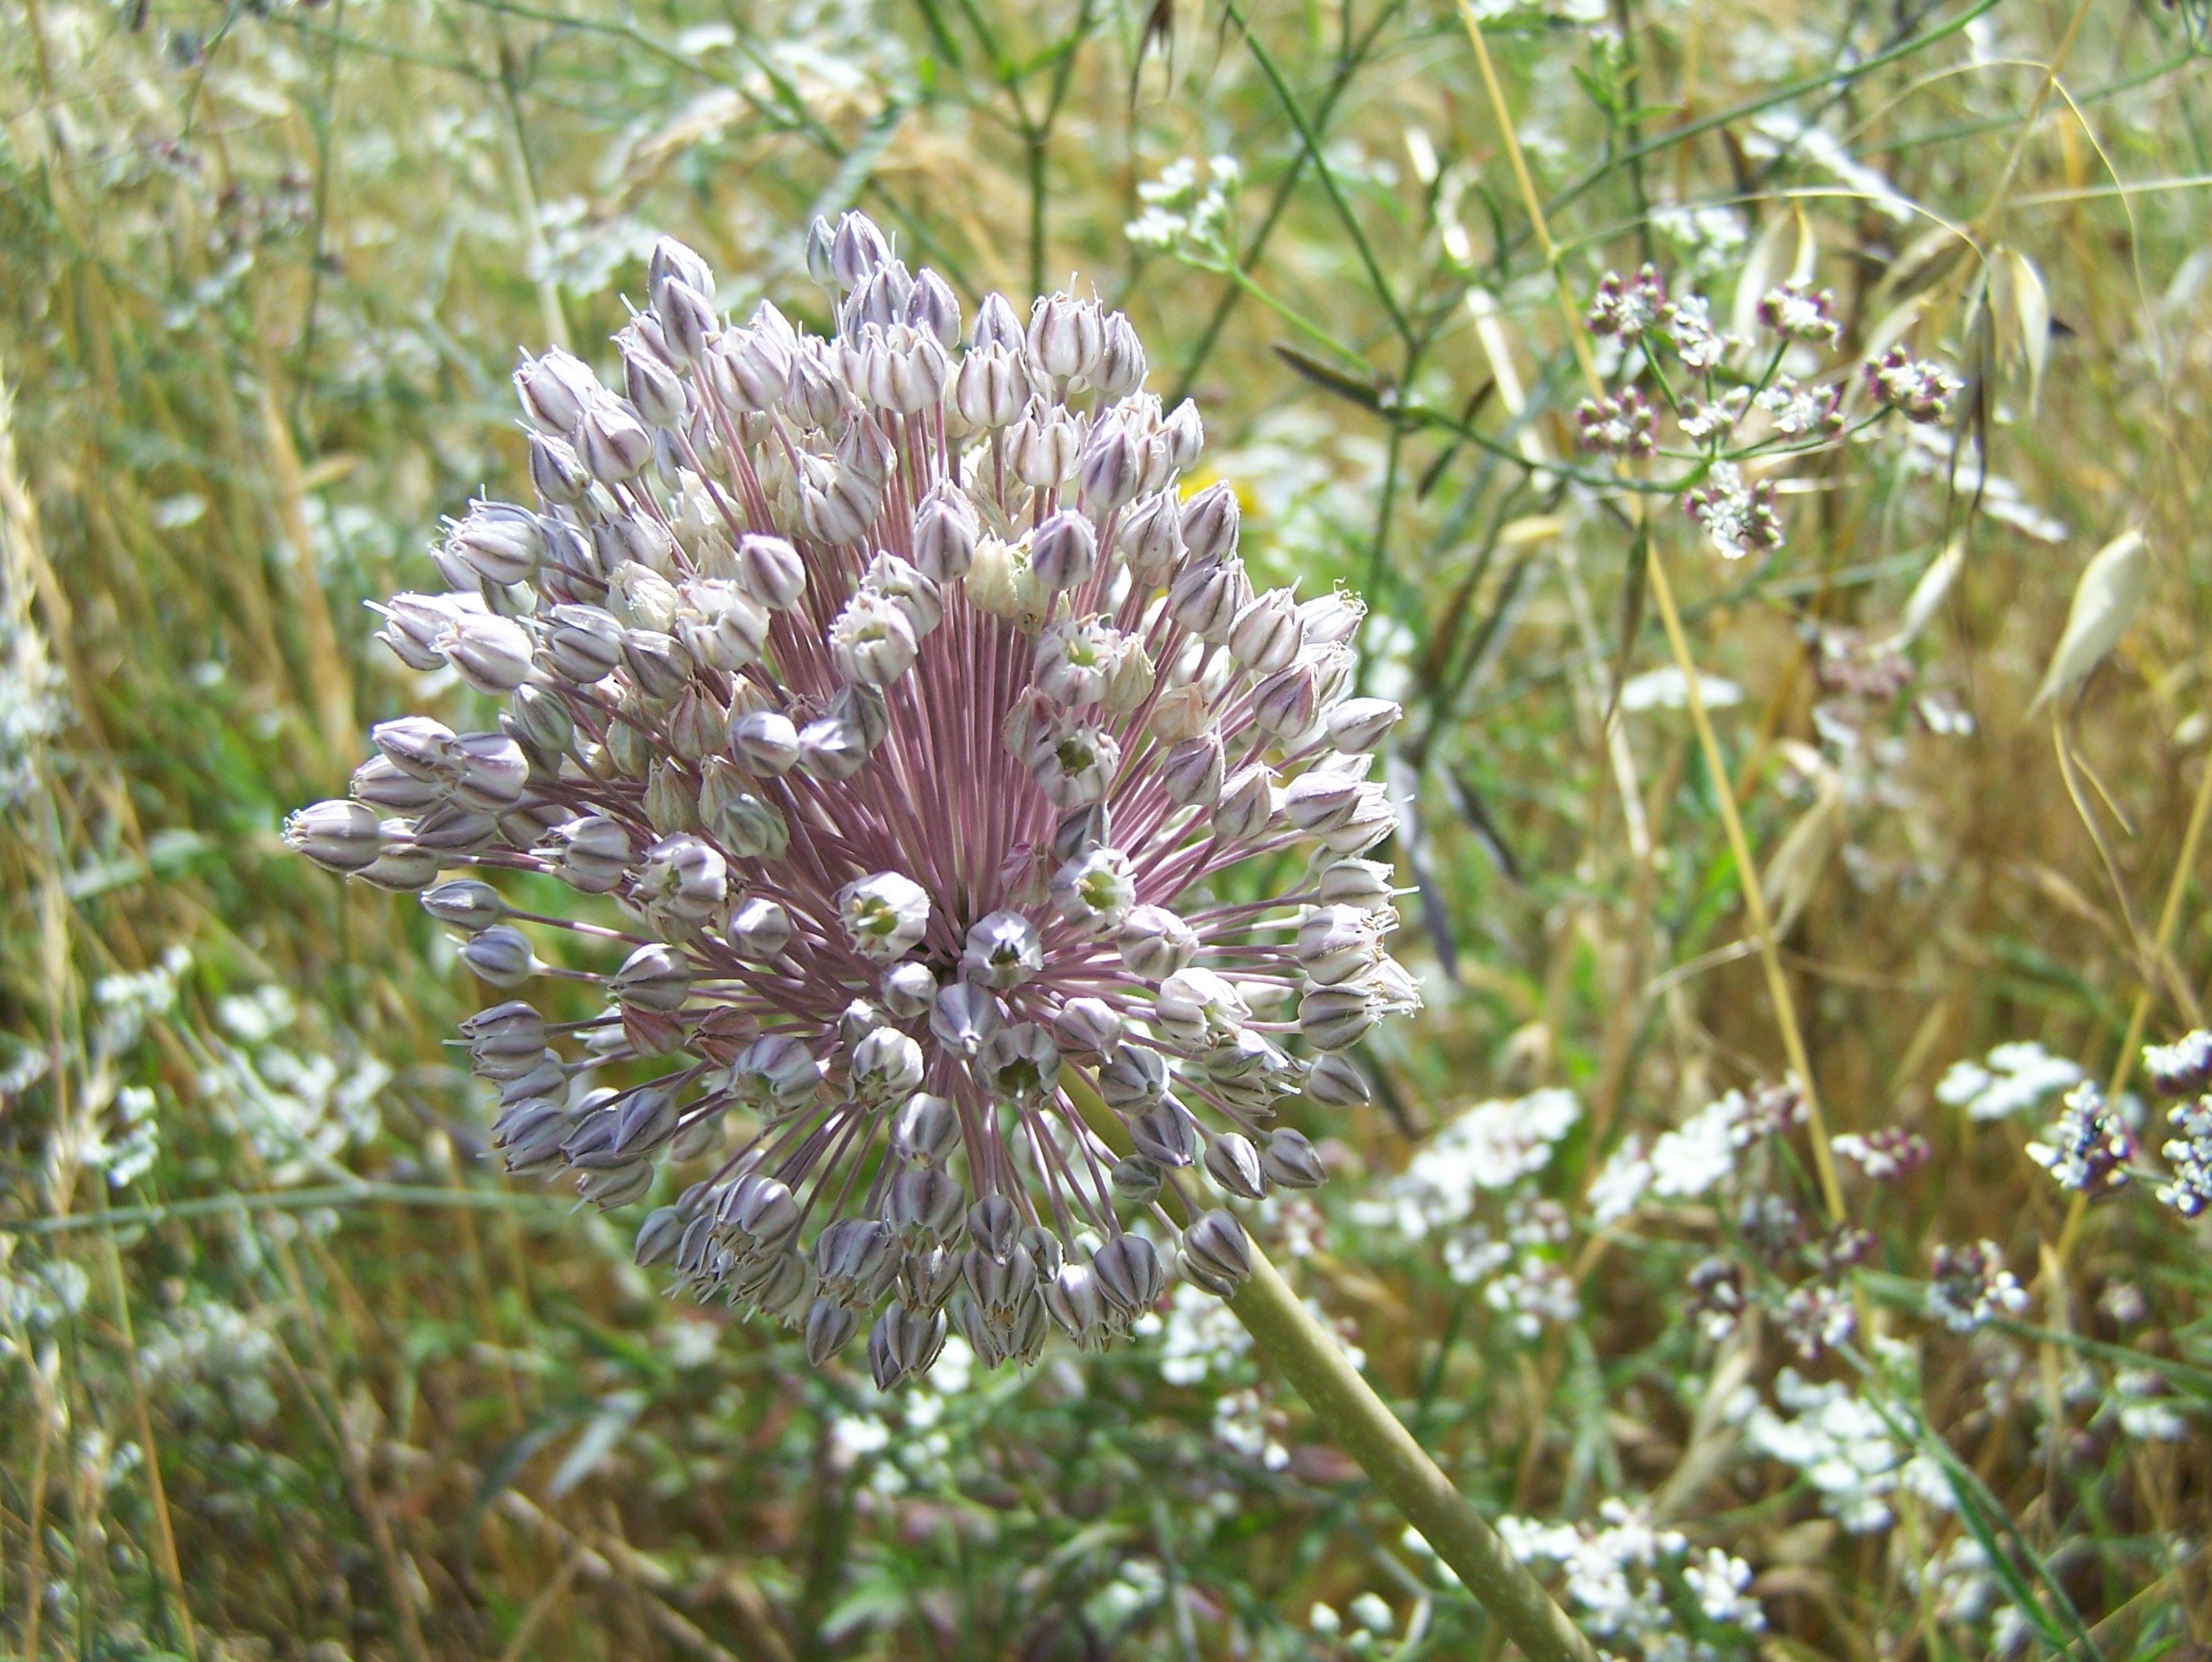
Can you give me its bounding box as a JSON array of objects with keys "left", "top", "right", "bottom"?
[
  {"left": 1456, "top": 0, "right": 1847, "bottom": 1220},
  {"left": 1228, "top": 1245, "right": 1600, "bottom": 1662}
]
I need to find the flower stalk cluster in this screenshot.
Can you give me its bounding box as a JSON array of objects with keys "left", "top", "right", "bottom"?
[{"left": 288, "top": 214, "right": 1417, "bottom": 1385}]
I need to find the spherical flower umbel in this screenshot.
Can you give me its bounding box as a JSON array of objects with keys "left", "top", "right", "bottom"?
[{"left": 285, "top": 214, "right": 1417, "bottom": 1386}]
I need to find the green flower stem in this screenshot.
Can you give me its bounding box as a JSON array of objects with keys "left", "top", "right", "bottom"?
[{"left": 1227, "top": 1244, "right": 1597, "bottom": 1662}]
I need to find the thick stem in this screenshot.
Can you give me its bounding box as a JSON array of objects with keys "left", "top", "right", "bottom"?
[{"left": 1226, "top": 1245, "right": 1597, "bottom": 1662}]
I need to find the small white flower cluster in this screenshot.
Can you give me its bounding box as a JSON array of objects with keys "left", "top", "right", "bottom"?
[
  {"left": 1925, "top": 1239, "right": 2028, "bottom": 1334},
  {"left": 1589, "top": 1085, "right": 1799, "bottom": 1223},
  {"left": 1126, "top": 155, "right": 1241, "bottom": 257},
  {"left": 1935, "top": 1041, "right": 2084, "bottom": 1121},
  {"left": 137, "top": 1299, "right": 283, "bottom": 1428},
  {"left": 198, "top": 986, "right": 391, "bottom": 1187},
  {"left": 1348, "top": 1090, "right": 1583, "bottom": 1334},
  {"left": 1736, "top": 1371, "right": 1949, "bottom": 1534},
  {"left": 1500, "top": 1502, "right": 1764, "bottom": 1661},
  {"left": 1352, "top": 1087, "right": 1580, "bottom": 1239}
]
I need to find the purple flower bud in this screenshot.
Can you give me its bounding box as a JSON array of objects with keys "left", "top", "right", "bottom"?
[
  {"left": 514, "top": 348, "right": 600, "bottom": 434},
  {"left": 1179, "top": 481, "right": 1240, "bottom": 562}
]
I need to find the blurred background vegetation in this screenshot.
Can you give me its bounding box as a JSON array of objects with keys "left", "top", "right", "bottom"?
[{"left": 4, "top": 0, "right": 2210, "bottom": 1656}]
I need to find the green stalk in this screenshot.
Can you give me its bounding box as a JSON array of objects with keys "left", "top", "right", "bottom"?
[{"left": 1227, "top": 1245, "right": 1597, "bottom": 1662}]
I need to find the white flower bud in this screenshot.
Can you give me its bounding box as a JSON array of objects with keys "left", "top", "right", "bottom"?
[
  {"left": 1026, "top": 293, "right": 1104, "bottom": 383},
  {"left": 735, "top": 533, "right": 807, "bottom": 610},
  {"left": 1029, "top": 511, "right": 1099, "bottom": 594},
  {"left": 613, "top": 942, "right": 692, "bottom": 1013},
  {"left": 1321, "top": 789, "right": 1396, "bottom": 854},
  {"left": 731, "top": 1034, "right": 822, "bottom": 1114},
  {"left": 1297, "top": 903, "right": 1386, "bottom": 986},
  {"left": 929, "top": 979, "right": 1002, "bottom": 1057},
  {"left": 1299, "top": 588, "right": 1365, "bottom": 644},
  {"left": 1285, "top": 769, "right": 1365, "bottom": 833},
  {"left": 577, "top": 395, "right": 654, "bottom": 482},
  {"left": 830, "top": 590, "right": 920, "bottom": 686},
  {"left": 894, "top": 1093, "right": 961, "bottom": 1164},
  {"left": 727, "top": 896, "right": 794, "bottom": 961},
  {"left": 1213, "top": 762, "right": 1276, "bottom": 843},
  {"left": 284, "top": 799, "right": 386, "bottom": 873},
  {"left": 422, "top": 879, "right": 505, "bottom": 932},
  {"left": 1118, "top": 904, "right": 1197, "bottom": 979},
  {"left": 1090, "top": 1233, "right": 1165, "bottom": 1315},
  {"left": 461, "top": 926, "right": 536, "bottom": 986},
  {"left": 609, "top": 562, "right": 681, "bottom": 632},
  {"left": 437, "top": 610, "right": 534, "bottom": 695},
  {"left": 1036, "top": 616, "right": 1121, "bottom": 707},
  {"left": 541, "top": 605, "right": 625, "bottom": 683},
  {"left": 912, "top": 485, "right": 979, "bottom": 580},
  {"left": 700, "top": 761, "right": 790, "bottom": 858},
  {"left": 1098, "top": 1044, "right": 1168, "bottom": 1109},
  {"left": 1302, "top": 1052, "right": 1372, "bottom": 1108},
  {"left": 1118, "top": 490, "right": 1183, "bottom": 578},
  {"left": 1297, "top": 985, "right": 1375, "bottom": 1050},
  {"left": 541, "top": 814, "right": 632, "bottom": 892},
  {"left": 1168, "top": 558, "right": 1250, "bottom": 642},
  {"left": 1262, "top": 1127, "right": 1330, "bottom": 1187},
  {"left": 1327, "top": 697, "right": 1402, "bottom": 752},
  {"left": 978, "top": 1021, "right": 1059, "bottom": 1104},
  {"left": 527, "top": 433, "right": 591, "bottom": 506},
  {"left": 1077, "top": 417, "right": 1141, "bottom": 514},
  {"left": 1179, "top": 482, "right": 1240, "bottom": 562},
  {"left": 829, "top": 212, "right": 892, "bottom": 289},
  {"left": 1094, "top": 312, "right": 1147, "bottom": 398},
  {"left": 1155, "top": 967, "right": 1250, "bottom": 1047},
  {"left": 955, "top": 344, "right": 1027, "bottom": 430},
  {"left": 1005, "top": 399, "right": 1080, "bottom": 487},
  {"left": 1229, "top": 588, "right": 1304, "bottom": 675},
  {"left": 1052, "top": 997, "right": 1122, "bottom": 1055},
  {"left": 447, "top": 502, "right": 543, "bottom": 587},
  {"left": 1029, "top": 717, "right": 1120, "bottom": 808},
  {"left": 373, "top": 593, "right": 462, "bottom": 671},
  {"left": 730, "top": 708, "right": 801, "bottom": 775},
  {"left": 621, "top": 338, "right": 687, "bottom": 427},
  {"left": 850, "top": 1027, "right": 926, "bottom": 1107},
  {"left": 962, "top": 911, "right": 1044, "bottom": 988},
  {"left": 514, "top": 347, "right": 601, "bottom": 434},
  {"left": 1250, "top": 661, "right": 1322, "bottom": 738},
  {"left": 863, "top": 552, "right": 943, "bottom": 637},
  {"left": 840, "top": 871, "right": 930, "bottom": 962},
  {"left": 674, "top": 579, "right": 770, "bottom": 673},
  {"left": 1051, "top": 846, "right": 1135, "bottom": 932},
  {"left": 880, "top": 961, "right": 938, "bottom": 1018}
]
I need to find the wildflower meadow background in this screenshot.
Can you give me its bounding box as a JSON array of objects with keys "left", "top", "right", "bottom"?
[{"left": 4, "top": 0, "right": 2211, "bottom": 1657}]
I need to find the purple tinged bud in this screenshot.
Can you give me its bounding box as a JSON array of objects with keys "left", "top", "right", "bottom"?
[
  {"left": 1094, "top": 312, "right": 1147, "bottom": 398},
  {"left": 448, "top": 501, "right": 543, "bottom": 587},
  {"left": 1168, "top": 558, "right": 1250, "bottom": 642},
  {"left": 351, "top": 755, "right": 441, "bottom": 811},
  {"left": 1179, "top": 482, "right": 1240, "bottom": 562},
  {"left": 1181, "top": 1208, "right": 1253, "bottom": 1295},
  {"left": 1213, "top": 763, "right": 1276, "bottom": 843},
  {"left": 655, "top": 280, "right": 718, "bottom": 365},
  {"left": 1262, "top": 1127, "right": 1329, "bottom": 1188},
  {"left": 1098, "top": 1043, "right": 1168, "bottom": 1109},
  {"left": 1303, "top": 1052, "right": 1372, "bottom": 1108},
  {"left": 1328, "top": 697, "right": 1402, "bottom": 752},
  {"left": 962, "top": 911, "right": 1044, "bottom": 988},
  {"left": 1129, "top": 1099, "right": 1197, "bottom": 1168},
  {"left": 541, "top": 604, "right": 625, "bottom": 683},
  {"left": 1118, "top": 490, "right": 1184, "bottom": 578},
  {"left": 633, "top": 1205, "right": 685, "bottom": 1267},
  {"left": 805, "top": 1298, "right": 858, "bottom": 1366},
  {"left": 929, "top": 980, "right": 1002, "bottom": 1057},
  {"left": 648, "top": 237, "right": 715, "bottom": 312},
  {"left": 1228, "top": 588, "right": 1304, "bottom": 674},
  {"left": 1161, "top": 733, "right": 1226, "bottom": 808},
  {"left": 1118, "top": 904, "right": 1197, "bottom": 980},
  {"left": 1026, "top": 293, "right": 1104, "bottom": 383},
  {"left": 514, "top": 348, "right": 600, "bottom": 434},
  {"left": 622, "top": 338, "right": 687, "bottom": 428},
  {"left": 438, "top": 611, "right": 534, "bottom": 695},
  {"left": 734, "top": 533, "right": 807, "bottom": 611},
  {"left": 1052, "top": 997, "right": 1122, "bottom": 1055},
  {"left": 453, "top": 925, "right": 530, "bottom": 986},
  {"left": 422, "top": 878, "right": 505, "bottom": 932},
  {"left": 1299, "top": 986, "right": 1376, "bottom": 1050},
  {"left": 577, "top": 396, "right": 655, "bottom": 483},
  {"left": 541, "top": 813, "right": 632, "bottom": 893},
  {"left": 285, "top": 800, "right": 384, "bottom": 873},
  {"left": 730, "top": 708, "right": 801, "bottom": 775},
  {"left": 1090, "top": 1233, "right": 1165, "bottom": 1314},
  {"left": 1250, "top": 661, "right": 1322, "bottom": 738},
  {"left": 527, "top": 433, "right": 591, "bottom": 505},
  {"left": 1203, "top": 1133, "right": 1267, "bottom": 1200},
  {"left": 912, "top": 486, "right": 979, "bottom": 581},
  {"left": 830, "top": 212, "right": 892, "bottom": 290},
  {"left": 728, "top": 896, "right": 794, "bottom": 961},
  {"left": 1077, "top": 419, "right": 1141, "bottom": 514}
]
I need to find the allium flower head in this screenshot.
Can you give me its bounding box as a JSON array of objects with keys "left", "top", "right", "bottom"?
[{"left": 286, "top": 214, "right": 1417, "bottom": 1385}]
